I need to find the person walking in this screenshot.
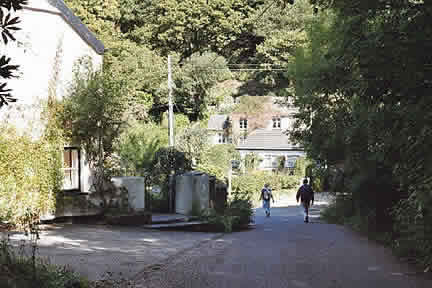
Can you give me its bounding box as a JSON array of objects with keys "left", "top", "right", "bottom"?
[
  {"left": 260, "top": 183, "right": 274, "bottom": 217},
  {"left": 296, "top": 179, "right": 314, "bottom": 223}
]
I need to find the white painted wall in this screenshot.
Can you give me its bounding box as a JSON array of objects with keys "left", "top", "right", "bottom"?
[
  {"left": 1, "top": 4, "right": 102, "bottom": 131},
  {"left": 281, "top": 116, "right": 294, "bottom": 130},
  {"left": 0, "top": 1, "right": 103, "bottom": 194}
]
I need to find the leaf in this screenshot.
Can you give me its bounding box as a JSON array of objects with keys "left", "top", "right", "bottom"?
[
  {"left": 1, "top": 32, "right": 8, "bottom": 45},
  {"left": 3, "top": 29, "right": 15, "bottom": 42},
  {"left": 8, "top": 16, "right": 20, "bottom": 25}
]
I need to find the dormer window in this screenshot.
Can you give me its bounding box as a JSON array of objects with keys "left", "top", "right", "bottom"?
[
  {"left": 239, "top": 118, "right": 248, "bottom": 130},
  {"left": 272, "top": 117, "right": 281, "bottom": 129}
]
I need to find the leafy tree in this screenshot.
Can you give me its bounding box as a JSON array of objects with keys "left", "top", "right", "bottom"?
[
  {"left": 0, "top": 0, "right": 27, "bottom": 108},
  {"left": 64, "top": 0, "right": 304, "bottom": 121},
  {"left": 65, "top": 0, "right": 167, "bottom": 121},
  {"left": 114, "top": 121, "right": 168, "bottom": 175},
  {"left": 61, "top": 64, "right": 128, "bottom": 209},
  {"left": 118, "top": 0, "right": 268, "bottom": 62},
  {"left": 175, "top": 124, "right": 209, "bottom": 166},
  {"left": 173, "top": 52, "right": 231, "bottom": 121},
  {"left": 150, "top": 146, "right": 192, "bottom": 208},
  {"left": 288, "top": 0, "right": 432, "bottom": 266},
  {"left": 197, "top": 144, "right": 240, "bottom": 181}
]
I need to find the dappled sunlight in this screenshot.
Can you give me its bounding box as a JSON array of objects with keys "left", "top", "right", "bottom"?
[{"left": 4, "top": 224, "right": 222, "bottom": 281}]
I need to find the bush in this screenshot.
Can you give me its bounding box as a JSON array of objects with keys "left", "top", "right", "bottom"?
[
  {"left": 390, "top": 197, "right": 432, "bottom": 268},
  {"left": 320, "top": 194, "right": 354, "bottom": 225},
  {"left": 294, "top": 157, "right": 307, "bottom": 177},
  {"left": 203, "top": 198, "right": 254, "bottom": 232},
  {"left": 0, "top": 236, "right": 87, "bottom": 288},
  {"left": 0, "top": 126, "right": 63, "bottom": 228},
  {"left": 231, "top": 171, "right": 300, "bottom": 205}
]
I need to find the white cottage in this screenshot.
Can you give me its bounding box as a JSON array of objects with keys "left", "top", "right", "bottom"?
[
  {"left": 0, "top": 0, "right": 104, "bottom": 212},
  {"left": 207, "top": 96, "right": 305, "bottom": 171}
]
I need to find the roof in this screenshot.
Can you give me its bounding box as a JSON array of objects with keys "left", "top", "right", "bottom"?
[
  {"left": 25, "top": 0, "right": 105, "bottom": 55},
  {"left": 237, "top": 129, "right": 300, "bottom": 151},
  {"left": 207, "top": 115, "right": 228, "bottom": 130}
]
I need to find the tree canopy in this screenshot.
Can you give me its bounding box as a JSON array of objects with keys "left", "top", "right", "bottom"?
[
  {"left": 64, "top": 0, "right": 306, "bottom": 120},
  {"left": 287, "top": 0, "right": 432, "bottom": 265}
]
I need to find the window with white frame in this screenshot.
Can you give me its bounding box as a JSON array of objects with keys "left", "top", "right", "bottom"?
[
  {"left": 239, "top": 135, "right": 246, "bottom": 144},
  {"left": 63, "top": 147, "right": 80, "bottom": 191},
  {"left": 218, "top": 133, "right": 226, "bottom": 144},
  {"left": 263, "top": 155, "right": 279, "bottom": 168},
  {"left": 272, "top": 117, "right": 281, "bottom": 129},
  {"left": 239, "top": 118, "right": 248, "bottom": 130}
]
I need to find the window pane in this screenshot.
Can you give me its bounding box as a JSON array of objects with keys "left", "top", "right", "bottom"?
[
  {"left": 71, "top": 150, "right": 79, "bottom": 169},
  {"left": 63, "top": 169, "right": 79, "bottom": 190},
  {"left": 63, "top": 148, "right": 80, "bottom": 191},
  {"left": 63, "top": 150, "right": 71, "bottom": 168},
  {"left": 64, "top": 170, "right": 72, "bottom": 189}
]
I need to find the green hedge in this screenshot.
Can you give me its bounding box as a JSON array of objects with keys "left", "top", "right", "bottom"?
[
  {"left": 231, "top": 171, "right": 301, "bottom": 204},
  {"left": 0, "top": 126, "right": 63, "bottom": 227}
]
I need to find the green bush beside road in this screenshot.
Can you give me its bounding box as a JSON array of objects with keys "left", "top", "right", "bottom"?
[{"left": 231, "top": 172, "right": 301, "bottom": 206}]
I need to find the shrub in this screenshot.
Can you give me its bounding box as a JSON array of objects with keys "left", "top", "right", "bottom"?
[
  {"left": 294, "top": 157, "right": 307, "bottom": 177},
  {"left": 0, "top": 126, "right": 63, "bottom": 228},
  {"left": 243, "top": 153, "right": 261, "bottom": 171},
  {"left": 226, "top": 198, "right": 254, "bottom": 229},
  {"left": 0, "top": 235, "right": 87, "bottom": 288},
  {"left": 390, "top": 197, "right": 432, "bottom": 268},
  {"left": 320, "top": 194, "right": 355, "bottom": 225},
  {"left": 231, "top": 171, "right": 300, "bottom": 205},
  {"left": 203, "top": 198, "right": 254, "bottom": 232}
]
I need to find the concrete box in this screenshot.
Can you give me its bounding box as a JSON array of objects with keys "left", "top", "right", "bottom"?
[
  {"left": 111, "top": 176, "right": 145, "bottom": 211},
  {"left": 175, "top": 171, "right": 210, "bottom": 215}
]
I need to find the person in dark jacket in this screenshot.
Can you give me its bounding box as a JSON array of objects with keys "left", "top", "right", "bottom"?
[{"left": 296, "top": 179, "right": 314, "bottom": 223}]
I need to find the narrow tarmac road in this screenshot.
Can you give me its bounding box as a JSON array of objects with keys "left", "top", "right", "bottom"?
[{"left": 136, "top": 204, "right": 432, "bottom": 288}]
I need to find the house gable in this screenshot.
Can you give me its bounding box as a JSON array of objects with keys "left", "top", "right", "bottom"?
[{"left": 24, "top": 0, "right": 104, "bottom": 55}]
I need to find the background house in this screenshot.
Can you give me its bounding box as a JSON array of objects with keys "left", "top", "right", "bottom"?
[
  {"left": 207, "top": 114, "right": 232, "bottom": 144},
  {"left": 207, "top": 96, "right": 305, "bottom": 171},
  {"left": 0, "top": 0, "right": 105, "bottom": 214}
]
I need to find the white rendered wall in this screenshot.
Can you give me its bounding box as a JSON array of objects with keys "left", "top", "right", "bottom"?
[{"left": 0, "top": 2, "right": 103, "bottom": 194}]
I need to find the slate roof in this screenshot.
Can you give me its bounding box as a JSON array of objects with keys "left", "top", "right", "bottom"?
[
  {"left": 237, "top": 129, "right": 300, "bottom": 150},
  {"left": 27, "top": 0, "right": 104, "bottom": 55},
  {"left": 207, "top": 115, "right": 228, "bottom": 130}
]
